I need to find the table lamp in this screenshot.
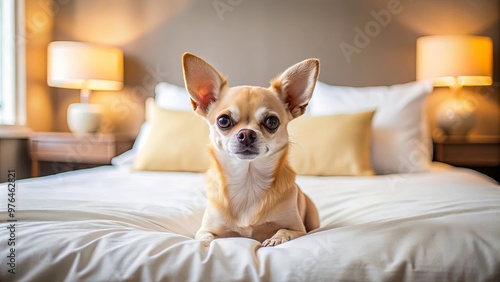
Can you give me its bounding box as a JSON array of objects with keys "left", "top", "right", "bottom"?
[
  {"left": 48, "top": 41, "right": 124, "bottom": 134},
  {"left": 416, "top": 35, "right": 492, "bottom": 136}
]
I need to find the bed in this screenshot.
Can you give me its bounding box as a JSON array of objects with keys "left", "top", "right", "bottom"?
[{"left": 1, "top": 80, "right": 499, "bottom": 281}]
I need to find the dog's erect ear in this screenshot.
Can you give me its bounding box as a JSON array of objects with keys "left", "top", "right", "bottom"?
[
  {"left": 270, "top": 58, "right": 319, "bottom": 118},
  {"left": 182, "top": 53, "right": 227, "bottom": 117}
]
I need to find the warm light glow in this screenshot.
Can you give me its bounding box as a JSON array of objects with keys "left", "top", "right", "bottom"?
[
  {"left": 56, "top": 0, "right": 189, "bottom": 46},
  {"left": 416, "top": 35, "right": 492, "bottom": 87},
  {"left": 48, "top": 41, "right": 124, "bottom": 90}
]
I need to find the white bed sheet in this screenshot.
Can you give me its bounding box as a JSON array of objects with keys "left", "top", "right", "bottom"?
[{"left": 1, "top": 164, "right": 499, "bottom": 281}]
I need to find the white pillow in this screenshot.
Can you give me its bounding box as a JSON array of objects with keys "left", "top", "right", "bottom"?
[
  {"left": 111, "top": 149, "right": 137, "bottom": 166},
  {"left": 308, "top": 80, "right": 433, "bottom": 174},
  {"left": 154, "top": 82, "right": 192, "bottom": 111}
]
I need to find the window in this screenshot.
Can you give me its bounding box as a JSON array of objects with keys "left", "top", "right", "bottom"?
[{"left": 0, "top": 0, "right": 25, "bottom": 125}]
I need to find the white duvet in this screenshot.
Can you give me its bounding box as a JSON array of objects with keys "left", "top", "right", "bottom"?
[{"left": 1, "top": 163, "right": 499, "bottom": 281}]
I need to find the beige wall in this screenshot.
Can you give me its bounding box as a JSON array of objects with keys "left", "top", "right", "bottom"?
[
  {"left": 25, "top": 0, "right": 55, "bottom": 132},
  {"left": 30, "top": 0, "right": 500, "bottom": 136}
]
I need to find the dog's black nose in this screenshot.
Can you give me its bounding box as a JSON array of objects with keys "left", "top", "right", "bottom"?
[{"left": 237, "top": 129, "right": 257, "bottom": 146}]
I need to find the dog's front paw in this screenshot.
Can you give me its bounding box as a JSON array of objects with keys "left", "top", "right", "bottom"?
[
  {"left": 197, "top": 233, "right": 215, "bottom": 247},
  {"left": 262, "top": 236, "right": 289, "bottom": 247},
  {"left": 262, "top": 231, "right": 291, "bottom": 247},
  {"left": 262, "top": 229, "right": 304, "bottom": 247}
]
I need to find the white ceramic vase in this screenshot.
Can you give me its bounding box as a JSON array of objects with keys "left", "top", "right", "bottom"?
[{"left": 67, "top": 103, "right": 103, "bottom": 134}]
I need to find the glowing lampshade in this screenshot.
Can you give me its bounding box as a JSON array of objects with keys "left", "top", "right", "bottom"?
[
  {"left": 48, "top": 41, "right": 123, "bottom": 91},
  {"left": 416, "top": 35, "right": 492, "bottom": 87},
  {"left": 47, "top": 41, "right": 124, "bottom": 134}
]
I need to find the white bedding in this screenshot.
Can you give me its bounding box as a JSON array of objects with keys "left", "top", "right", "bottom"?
[{"left": 1, "top": 164, "right": 499, "bottom": 281}]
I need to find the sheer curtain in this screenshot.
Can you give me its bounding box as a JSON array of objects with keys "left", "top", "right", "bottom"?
[{"left": 0, "top": 0, "right": 25, "bottom": 126}]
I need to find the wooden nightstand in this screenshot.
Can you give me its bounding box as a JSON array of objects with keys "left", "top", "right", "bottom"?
[
  {"left": 0, "top": 128, "right": 31, "bottom": 182},
  {"left": 30, "top": 132, "right": 134, "bottom": 177},
  {"left": 434, "top": 135, "right": 500, "bottom": 182}
]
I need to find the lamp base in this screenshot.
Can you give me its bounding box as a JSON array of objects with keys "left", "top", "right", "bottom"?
[
  {"left": 435, "top": 97, "right": 475, "bottom": 136},
  {"left": 67, "top": 103, "right": 103, "bottom": 134}
]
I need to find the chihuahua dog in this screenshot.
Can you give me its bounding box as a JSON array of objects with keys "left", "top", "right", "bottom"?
[{"left": 182, "top": 53, "right": 320, "bottom": 247}]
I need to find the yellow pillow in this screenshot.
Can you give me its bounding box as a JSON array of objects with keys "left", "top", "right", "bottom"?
[
  {"left": 288, "top": 110, "right": 375, "bottom": 176},
  {"left": 133, "top": 101, "right": 210, "bottom": 172}
]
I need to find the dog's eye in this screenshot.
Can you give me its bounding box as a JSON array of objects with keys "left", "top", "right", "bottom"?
[
  {"left": 263, "top": 116, "right": 280, "bottom": 131},
  {"left": 217, "top": 115, "right": 232, "bottom": 129}
]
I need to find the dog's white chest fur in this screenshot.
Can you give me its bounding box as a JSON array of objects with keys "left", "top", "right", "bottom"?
[{"left": 219, "top": 152, "right": 278, "bottom": 226}]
